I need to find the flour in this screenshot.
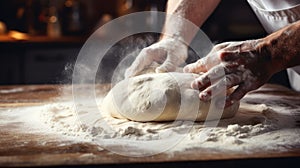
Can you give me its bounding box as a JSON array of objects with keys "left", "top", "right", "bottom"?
[
  {"left": 38, "top": 89, "right": 300, "bottom": 154},
  {"left": 1, "top": 85, "right": 299, "bottom": 156},
  {"left": 0, "top": 87, "right": 24, "bottom": 94}
]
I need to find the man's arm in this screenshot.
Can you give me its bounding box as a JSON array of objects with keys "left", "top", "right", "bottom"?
[
  {"left": 263, "top": 20, "right": 300, "bottom": 72},
  {"left": 125, "top": 0, "right": 221, "bottom": 77},
  {"left": 162, "top": 0, "right": 221, "bottom": 43}
]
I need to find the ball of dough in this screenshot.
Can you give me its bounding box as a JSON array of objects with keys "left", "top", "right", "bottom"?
[{"left": 102, "top": 72, "right": 239, "bottom": 122}]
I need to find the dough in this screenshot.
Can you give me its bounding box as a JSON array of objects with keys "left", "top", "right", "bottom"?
[{"left": 102, "top": 72, "right": 239, "bottom": 122}]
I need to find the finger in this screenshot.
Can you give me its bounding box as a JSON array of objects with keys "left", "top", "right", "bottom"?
[
  {"left": 225, "top": 84, "right": 249, "bottom": 107},
  {"left": 198, "top": 74, "right": 243, "bottom": 101},
  {"left": 191, "top": 64, "right": 228, "bottom": 90},
  {"left": 125, "top": 48, "right": 159, "bottom": 78},
  {"left": 183, "top": 58, "right": 207, "bottom": 73},
  {"left": 185, "top": 50, "right": 224, "bottom": 74},
  {"left": 155, "top": 52, "right": 184, "bottom": 73},
  {"left": 212, "top": 42, "right": 232, "bottom": 51},
  {"left": 191, "top": 73, "right": 211, "bottom": 90},
  {"left": 155, "top": 59, "right": 176, "bottom": 73},
  {"left": 220, "top": 50, "right": 256, "bottom": 63},
  {"left": 219, "top": 51, "right": 240, "bottom": 62}
]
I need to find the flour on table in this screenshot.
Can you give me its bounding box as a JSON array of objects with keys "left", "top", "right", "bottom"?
[
  {"left": 37, "top": 85, "right": 300, "bottom": 154},
  {"left": 2, "top": 85, "right": 300, "bottom": 155}
]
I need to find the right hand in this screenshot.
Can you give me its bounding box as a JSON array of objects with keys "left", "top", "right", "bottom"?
[
  {"left": 183, "top": 39, "right": 275, "bottom": 107},
  {"left": 125, "top": 38, "right": 188, "bottom": 78}
]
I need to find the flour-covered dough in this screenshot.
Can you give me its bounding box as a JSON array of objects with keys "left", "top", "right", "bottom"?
[{"left": 102, "top": 72, "right": 239, "bottom": 122}]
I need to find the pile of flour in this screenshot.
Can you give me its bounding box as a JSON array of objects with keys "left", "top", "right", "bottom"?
[{"left": 35, "top": 88, "right": 300, "bottom": 155}]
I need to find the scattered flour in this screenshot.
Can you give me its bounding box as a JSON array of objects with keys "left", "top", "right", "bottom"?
[
  {"left": 0, "top": 87, "right": 24, "bottom": 94},
  {"left": 1, "top": 85, "right": 300, "bottom": 156},
  {"left": 39, "top": 92, "right": 300, "bottom": 155}
]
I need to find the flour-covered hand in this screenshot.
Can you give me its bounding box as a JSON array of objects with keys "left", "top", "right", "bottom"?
[
  {"left": 125, "top": 38, "right": 188, "bottom": 78},
  {"left": 184, "top": 40, "right": 276, "bottom": 107}
]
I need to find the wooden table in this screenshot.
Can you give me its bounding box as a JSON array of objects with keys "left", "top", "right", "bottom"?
[{"left": 0, "top": 84, "right": 299, "bottom": 167}]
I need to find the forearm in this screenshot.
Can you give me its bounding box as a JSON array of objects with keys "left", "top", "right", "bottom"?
[
  {"left": 261, "top": 20, "right": 300, "bottom": 73},
  {"left": 161, "top": 0, "right": 221, "bottom": 43}
]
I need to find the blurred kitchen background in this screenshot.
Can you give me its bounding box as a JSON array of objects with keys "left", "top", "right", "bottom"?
[{"left": 0, "top": 0, "right": 289, "bottom": 87}]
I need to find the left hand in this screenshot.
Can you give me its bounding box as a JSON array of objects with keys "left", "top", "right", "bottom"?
[
  {"left": 183, "top": 39, "right": 276, "bottom": 107},
  {"left": 125, "top": 37, "right": 188, "bottom": 78}
]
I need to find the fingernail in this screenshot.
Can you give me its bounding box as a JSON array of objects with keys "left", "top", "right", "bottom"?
[
  {"left": 199, "top": 92, "right": 209, "bottom": 101},
  {"left": 191, "top": 79, "right": 205, "bottom": 90}
]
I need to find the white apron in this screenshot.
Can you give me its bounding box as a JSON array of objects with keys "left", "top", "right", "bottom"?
[{"left": 247, "top": 0, "right": 300, "bottom": 92}]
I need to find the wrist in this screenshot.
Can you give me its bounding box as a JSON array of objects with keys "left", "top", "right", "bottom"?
[
  {"left": 261, "top": 22, "right": 300, "bottom": 72},
  {"left": 160, "top": 15, "right": 199, "bottom": 44},
  {"left": 158, "top": 35, "right": 189, "bottom": 50},
  {"left": 159, "top": 33, "right": 190, "bottom": 45}
]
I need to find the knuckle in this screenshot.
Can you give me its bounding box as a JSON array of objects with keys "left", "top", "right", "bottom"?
[
  {"left": 219, "top": 51, "right": 228, "bottom": 61},
  {"left": 188, "top": 63, "right": 198, "bottom": 71},
  {"left": 195, "top": 59, "right": 204, "bottom": 68},
  {"left": 200, "top": 75, "right": 210, "bottom": 85},
  {"left": 196, "top": 58, "right": 203, "bottom": 64},
  {"left": 141, "top": 48, "right": 153, "bottom": 55},
  {"left": 225, "top": 74, "right": 240, "bottom": 84}
]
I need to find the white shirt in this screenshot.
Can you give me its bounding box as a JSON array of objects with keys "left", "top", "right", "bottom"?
[{"left": 260, "top": 0, "right": 299, "bottom": 10}]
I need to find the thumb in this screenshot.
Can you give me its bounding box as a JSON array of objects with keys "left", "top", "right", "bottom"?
[
  {"left": 125, "top": 49, "right": 153, "bottom": 78},
  {"left": 184, "top": 51, "right": 222, "bottom": 73},
  {"left": 156, "top": 54, "right": 184, "bottom": 73}
]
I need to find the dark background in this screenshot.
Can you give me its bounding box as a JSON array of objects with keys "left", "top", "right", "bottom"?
[{"left": 0, "top": 0, "right": 289, "bottom": 87}]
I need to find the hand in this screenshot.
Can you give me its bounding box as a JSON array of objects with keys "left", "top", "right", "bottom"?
[
  {"left": 125, "top": 38, "right": 188, "bottom": 78},
  {"left": 184, "top": 40, "right": 275, "bottom": 107}
]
